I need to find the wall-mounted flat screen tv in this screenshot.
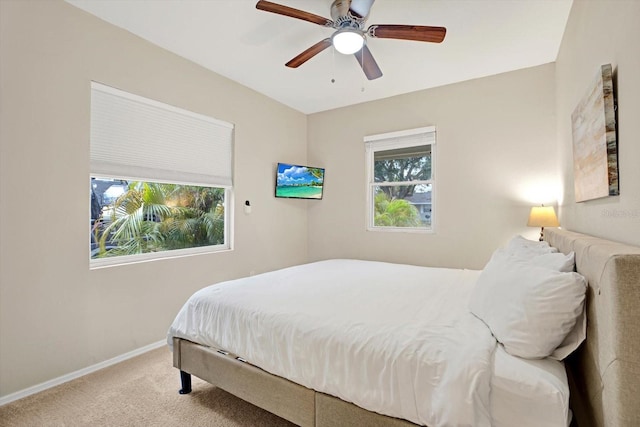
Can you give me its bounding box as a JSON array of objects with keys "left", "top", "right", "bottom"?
[{"left": 275, "top": 163, "right": 325, "bottom": 200}]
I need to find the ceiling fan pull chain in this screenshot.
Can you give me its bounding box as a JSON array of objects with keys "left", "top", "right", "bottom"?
[
  {"left": 360, "top": 42, "right": 365, "bottom": 92},
  {"left": 331, "top": 45, "right": 336, "bottom": 83}
]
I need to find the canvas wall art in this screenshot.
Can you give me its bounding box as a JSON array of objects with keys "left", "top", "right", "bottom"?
[{"left": 571, "top": 64, "right": 619, "bottom": 202}]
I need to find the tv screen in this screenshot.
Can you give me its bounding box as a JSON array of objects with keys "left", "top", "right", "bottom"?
[{"left": 275, "top": 163, "right": 325, "bottom": 200}]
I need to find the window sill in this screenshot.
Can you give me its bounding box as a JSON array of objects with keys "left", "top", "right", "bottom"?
[
  {"left": 90, "top": 245, "right": 232, "bottom": 270},
  {"left": 366, "top": 226, "right": 434, "bottom": 234}
]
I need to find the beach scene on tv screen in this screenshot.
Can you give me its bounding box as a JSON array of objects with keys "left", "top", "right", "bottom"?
[{"left": 276, "top": 163, "right": 324, "bottom": 199}]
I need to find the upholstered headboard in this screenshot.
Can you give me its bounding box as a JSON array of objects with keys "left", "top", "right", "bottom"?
[{"left": 544, "top": 229, "right": 640, "bottom": 427}]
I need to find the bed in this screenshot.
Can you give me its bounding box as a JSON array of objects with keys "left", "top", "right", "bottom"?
[{"left": 168, "top": 229, "right": 640, "bottom": 426}]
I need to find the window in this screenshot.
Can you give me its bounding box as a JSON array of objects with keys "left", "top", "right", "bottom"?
[
  {"left": 365, "top": 126, "right": 435, "bottom": 232},
  {"left": 90, "top": 82, "right": 234, "bottom": 267}
]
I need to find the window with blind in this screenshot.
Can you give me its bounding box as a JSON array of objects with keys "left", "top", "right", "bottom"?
[
  {"left": 365, "top": 127, "right": 435, "bottom": 232},
  {"left": 90, "top": 82, "right": 234, "bottom": 267}
]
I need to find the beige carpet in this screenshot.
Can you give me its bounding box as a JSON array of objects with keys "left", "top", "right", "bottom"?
[{"left": 0, "top": 347, "right": 296, "bottom": 427}]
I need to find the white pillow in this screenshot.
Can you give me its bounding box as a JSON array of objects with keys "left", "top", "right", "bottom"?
[
  {"left": 550, "top": 308, "right": 586, "bottom": 360},
  {"left": 469, "top": 252, "right": 587, "bottom": 359},
  {"left": 483, "top": 247, "right": 583, "bottom": 359},
  {"left": 506, "top": 235, "right": 558, "bottom": 257},
  {"left": 488, "top": 247, "right": 575, "bottom": 272},
  {"left": 527, "top": 251, "right": 575, "bottom": 273},
  {"left": 495, "top": 245, "right": 575, "bottom": 273},
  {"left": 509, "top": 248, "right": 583, "bottom": 359}
]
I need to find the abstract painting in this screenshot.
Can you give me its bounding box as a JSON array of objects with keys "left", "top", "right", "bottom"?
[{"left": 571, "top": 64, "right": 619, "bottom": 202}]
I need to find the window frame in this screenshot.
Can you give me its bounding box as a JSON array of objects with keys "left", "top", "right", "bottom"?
[
  {"left": 365, "top": 126, "right": 436, "bottom": 233},
  {"left": 89, "top": 82, "right": 234, "bottom": 269}
]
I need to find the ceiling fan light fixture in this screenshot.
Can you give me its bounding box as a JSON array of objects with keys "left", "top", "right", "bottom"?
[{"left": 331, "top": 28, "right": 364, "bottom": 54}]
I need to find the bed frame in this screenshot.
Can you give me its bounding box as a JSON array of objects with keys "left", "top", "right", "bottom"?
[
  {"left": 173, "top": 229, "right": 640, "bottom": 427},
  {"left": 545, "top": 229, "right": 640, "bottom": 427}
]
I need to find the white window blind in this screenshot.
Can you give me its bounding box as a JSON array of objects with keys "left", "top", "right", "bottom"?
[
  {"left": 90, "top": 82, "right": 233, "bottom": 187},
  {"left": 364, "top": 126, "right": 435, "bottom": 151}
]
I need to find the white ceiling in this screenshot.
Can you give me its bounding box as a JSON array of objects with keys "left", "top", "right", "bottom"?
[{"left": 65, "top": 0, "right": 573, "bottom": 114}]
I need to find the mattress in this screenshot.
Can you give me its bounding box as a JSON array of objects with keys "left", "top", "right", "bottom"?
[
  {"left": 491, "top": 345, "right": 570, "bottom": 427},
  {"left": 168, "top": 259, "right": 570, "bottom": 427}
]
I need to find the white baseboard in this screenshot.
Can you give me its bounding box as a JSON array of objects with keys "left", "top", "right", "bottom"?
[{"left": 0, "top": 339, "right": 167, "bottom": 407}]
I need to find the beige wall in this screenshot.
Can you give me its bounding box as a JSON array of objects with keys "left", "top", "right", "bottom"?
[
  {"left": 307, "top": 64, "right": 558, "bottom": 270},
  {"left": 0, "top": 1, "right": 308, "bottom": 397},
  {"left": 555, "top": 0, "right": 640, "bottom": 245}
]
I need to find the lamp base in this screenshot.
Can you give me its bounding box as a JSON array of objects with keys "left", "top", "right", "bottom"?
[{"left": 539, "top": 227, "right": 545, "bottom": 242}]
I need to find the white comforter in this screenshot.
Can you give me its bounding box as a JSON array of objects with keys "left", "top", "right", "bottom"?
[{"left": 168, "top": 259, "right": 497, "bottom": 427}]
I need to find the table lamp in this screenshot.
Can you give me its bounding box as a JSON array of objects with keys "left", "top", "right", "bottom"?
[{"left": 527, "top": 205, "right": 559, "bottom": 241}]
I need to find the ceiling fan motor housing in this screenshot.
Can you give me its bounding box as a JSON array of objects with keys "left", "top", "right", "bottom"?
[
  {"left": 331, "top": 0, "right": 367, "bottom": 28},
  {"left": 331, "top": 0, "right": 351, "bottom": 21}
]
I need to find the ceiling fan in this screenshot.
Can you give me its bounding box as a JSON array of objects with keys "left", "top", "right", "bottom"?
[{"left": 255, "top": 0, "right": 446, "bottom": 80}]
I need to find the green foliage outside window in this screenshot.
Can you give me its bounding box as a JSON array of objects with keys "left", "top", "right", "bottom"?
[
  {"left": 92, "top": 181, "right": 225, "bottom": 259},
  {"left": 373, "top": 192, "right": 422, "bottom": 227}
]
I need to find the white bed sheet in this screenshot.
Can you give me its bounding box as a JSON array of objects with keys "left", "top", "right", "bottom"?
[
  {"left": 168, "top": 259, "right": 570, "bottom": 427},
  {"left": 492, "top": 345, "right": 571, "bottom": 427}
]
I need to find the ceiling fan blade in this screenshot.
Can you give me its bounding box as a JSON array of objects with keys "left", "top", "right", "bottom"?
[
  {"left": 285, "top": 39, "right": 332, "bottom": 68},
  {"left": 354, "top": 44, "right": 383, "bottom": 80},
  {"left": 256, "top": 1, "right": 333, "bottom": 27},
  {"left": 368, "top": 24, "right": 446, "bottom": 43},
  {"left": 349, "top": 0, "right": 376, "bottom": 19}
]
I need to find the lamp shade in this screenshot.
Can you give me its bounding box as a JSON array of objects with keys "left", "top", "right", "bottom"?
[
  {"left": 332, "top": 29, "right": 364, "bottom": 54},
  {"left": 527, "top": 206, "right": 560, "bottom": 227}
]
